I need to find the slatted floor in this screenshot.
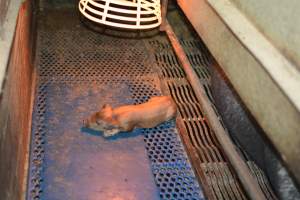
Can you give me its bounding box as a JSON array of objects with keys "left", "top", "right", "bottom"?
[{"left": 147, "top": 37, "right": 277, "bottom": 200}]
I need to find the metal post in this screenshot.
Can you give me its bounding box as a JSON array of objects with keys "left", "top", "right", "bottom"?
[{"left": 160, "top": 0, "right": 168, "bottom": 31}]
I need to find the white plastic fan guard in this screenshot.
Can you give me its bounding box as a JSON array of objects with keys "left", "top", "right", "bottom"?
[{"left": 79, "top": 0, "right": 162, "bottom": 29}]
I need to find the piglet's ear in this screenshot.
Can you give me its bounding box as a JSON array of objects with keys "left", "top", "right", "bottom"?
[{"left": 101, "top": 104, "right": 112, "bottom": 109}]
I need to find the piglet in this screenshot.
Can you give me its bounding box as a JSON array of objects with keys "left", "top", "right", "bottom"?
[{"left": 83, "top": 96, "right": 177, "bottom": 137}]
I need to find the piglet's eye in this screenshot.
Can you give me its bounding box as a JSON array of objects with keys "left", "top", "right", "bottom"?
[
  {"left": 106, "top": 124, "right": 117, "bottom": 130},
  {"left": 102, "top": 104, "right": 109, "bottom": 109}
]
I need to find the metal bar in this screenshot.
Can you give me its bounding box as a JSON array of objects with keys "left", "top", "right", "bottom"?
[
  {"left": 159, "top": 0, "right": 168, "bottom": 31},
  {"left": 164, "top": 20, "right": 266, "bottom": 200}
]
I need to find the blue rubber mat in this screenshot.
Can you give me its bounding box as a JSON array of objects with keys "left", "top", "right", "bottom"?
[
  {"left": 28, "top": 80, "right": 203, "bottom": 200},
  {"left": 28, "top": 82, "right": 160, "bottom": 200},
  {"left": 27, "top": 17, "right": 204, "bottom": 199}
]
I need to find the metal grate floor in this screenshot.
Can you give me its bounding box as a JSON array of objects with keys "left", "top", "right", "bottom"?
[
  {"left": 147, "top": 37, "right": 277, "bottom": 200},
  {"left": 27, "top": 8, "right": 277, "bottom": 200},
  {"left": 27, "top": 10, "right": 203, "bottom": 200}
]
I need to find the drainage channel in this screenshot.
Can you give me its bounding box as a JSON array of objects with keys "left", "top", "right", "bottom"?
[{"left": 27, "top": 10, "right": 203, "bottom": 200}]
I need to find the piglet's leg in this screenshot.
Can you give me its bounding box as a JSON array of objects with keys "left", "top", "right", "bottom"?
[{"left": 103, "top": 128, "right": 121, "bottom": 137}]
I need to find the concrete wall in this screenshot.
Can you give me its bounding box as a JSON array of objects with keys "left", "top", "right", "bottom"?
[
  {"left": 0, "top": 0, "right": 10, "bottom": 30},
  {"left": 0, "top": 0, "right": 24, "bottom": 93},
  {"left": 230, "top": 0, "right": 300, "bottom": 70},
  {"left": 0, "top": 1, "right": 35, "bottom": 199}
]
